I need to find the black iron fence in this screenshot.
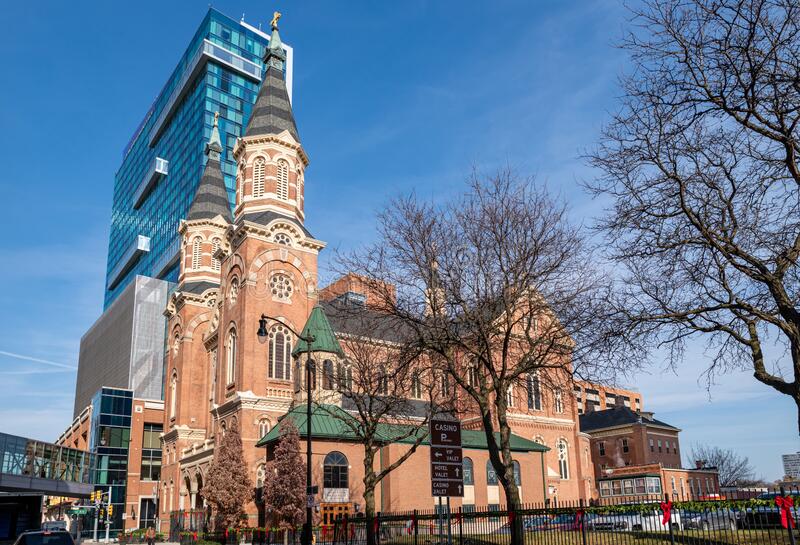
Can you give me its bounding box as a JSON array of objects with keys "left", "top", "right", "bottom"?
[{"left": 152, "top": 486, "right": 798, "bottom": 545}]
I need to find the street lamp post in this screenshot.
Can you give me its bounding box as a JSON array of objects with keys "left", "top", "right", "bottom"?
[{"left": 257, "top": 314, "right": 315, "bottom": 545}]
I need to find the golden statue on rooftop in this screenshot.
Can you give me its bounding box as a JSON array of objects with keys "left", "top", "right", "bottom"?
[{"left": 271, "top": 11, "right": 281, "bottom": 31}]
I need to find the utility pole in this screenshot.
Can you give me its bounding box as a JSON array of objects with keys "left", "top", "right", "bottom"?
[{"left": 105, "top": 486, "right": 112, "bottom": 544}]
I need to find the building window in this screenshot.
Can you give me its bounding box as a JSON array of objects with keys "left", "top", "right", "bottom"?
[
  {"left": 258, "top": 419, "right": 270, "bottom": 439},
  {"left": 191, "top": 237, "right": 202, "bottom": 270},
  {"left": 376, "top": 367, "right": 388, "bottom": 395},
  {"left": 411, "top": 371, "right": 422, "bottom": 399},
  {"left": 506, "top": 385, "right": 515, "bottom": 408},
  {"left": 467, "top": 365, "right": 479, "bottom": 388},
  {"left": 649, "top": 438, "right": 654, "bottom": 453},
  {"left": 211, "top": 238, "right": 221, "bottom": 271},
  {"left": 599, "top": 481, "right": 612, "bottom": 497},
  {"left": 253, "top": 157, "right": 266, "bottom": 197},
  {"left": 322, "top": 360, "right": 335, "bottom": 390},
  {"left": 336, "top": 362, "right": 352, "bottom": 391},
  {"left": 463, "top": 458, "right": 474, "bottom": 485},
  {"left": 269, "top": 272, "right": 294, "bottom": 302},
  {"left": 169, "top": 374, "right": 177, "bottom": 418},
  {"left": 557, "top": 439, "right": 569, "bottom": 480},
  {"left": 226, "top": 328, "right": 237, "bottom": 384},
  {"left": 647, "top": 477, "right": 662, "bottom": 494},
  {"left": 598, "top": 441, "right": 605, "bottom": 456},
  {"left": 274, "top": 232, "right": 291, "bottom": 246},
  {"left": 323, "top": 451, "right": 348, "bottom": 489},
  {"left": 139, "top": 498, "right": 157, "bottom": 530},
  {"left": 635, "top": 478, "right": 646, "bottom": 494},
  {"left": 140, "top": 424, "right": 162, "bottom": 481},
  {"left": 527, "top": 373, "right": 542, "bottom": 410},
  {"left": 268, "top": 325, "right": 292, "bottom": 380},
  {"left": 623, "top": 479, "right": 634, "bottom": 495},
  {"left": 658, "top": 440, "right": 662, "bottom": 453},
  {"left": 486, "top": 461, "right": 498, "bottom": 486},
  {"left": 229, "top": 277, "right": 239, "bottom": 305},
  {"left": 513, "top": 461, "right": 521, "bottom": 486},
  {"left": 554, "top": 388, "right": 563, "bottom": 413},
  {"left": 441, "top": 373, "right": 450, "bottom": 398},
  {"left": 622, "top": 438, "right": 629, "bottom": 453},
  {"left": 276, "top": 159, "right": 289, "bottom": 200}
]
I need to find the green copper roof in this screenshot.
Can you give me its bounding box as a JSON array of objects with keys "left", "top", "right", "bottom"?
[
  {"left": 256, "top": 404, "right": 548, "bottom": 453},
  {"left": 291, "top": 306, "right": 345, "bottom": 357}
]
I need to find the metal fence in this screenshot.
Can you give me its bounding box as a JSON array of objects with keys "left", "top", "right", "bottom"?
[{"left": 157, "top": 486, "right": 798, "bottom": 545}]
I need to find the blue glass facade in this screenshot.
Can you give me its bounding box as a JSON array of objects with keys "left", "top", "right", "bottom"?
[
  {"left": 104, "top": 9, "right": 293, "bottom": 308},
  {"left": 90, "top": 387, "right": 133, "bottom": 536}
]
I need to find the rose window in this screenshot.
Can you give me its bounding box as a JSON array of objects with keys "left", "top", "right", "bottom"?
[
  {"left": 269, "top": 273, "right": 293, "bottom": 301},
  {"left": 274, "top": 232, "right": 291, "bottom": 246}
]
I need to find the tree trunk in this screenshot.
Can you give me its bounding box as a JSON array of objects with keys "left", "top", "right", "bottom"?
[{"left": 363, "top": 449, "right": 378, "bottom": 545}]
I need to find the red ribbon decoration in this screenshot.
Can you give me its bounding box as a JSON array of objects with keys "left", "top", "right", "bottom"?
[
  {"left": 508, "top": 511, "right": 515, "bottom": 524},
  {"left": 776, "top": 496, "right": 796, "bottom": 529},
  {"left": 192, "top": 532, "right": 197, "bottom": 541},
  {"left": 224, "top": 529, "right": 228, "bottom": 539},
  {"left": 407, "top": 514, "right": 416, "bottom": 534},
  {"left": 574, "top": 509, "right": 584, "bottom": 530},
  {"left": 659, "top": 501, "right": 672, "bottom": 526},
  {"left": 454, "top": 512, "right": 462, "bottom": 524},
  {"left": 373, "top": 518, "right": 379, "bottom": 534}
]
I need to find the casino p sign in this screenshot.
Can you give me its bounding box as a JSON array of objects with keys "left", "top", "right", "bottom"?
[{"left": 429, "top": 418, "right": 464, "bottom": 497}]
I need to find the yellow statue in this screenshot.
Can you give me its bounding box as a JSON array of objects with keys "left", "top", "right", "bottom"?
[{"left": 270, "top": 11, "right": 281, "bottom": 30}]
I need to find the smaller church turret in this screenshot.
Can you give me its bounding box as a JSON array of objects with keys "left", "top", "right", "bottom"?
[
  {"left": 232, "top": 16, "right": 308, "bottom": 227},
  {"left": 178, "top": 112, "right": 232, "bottom": 288}
]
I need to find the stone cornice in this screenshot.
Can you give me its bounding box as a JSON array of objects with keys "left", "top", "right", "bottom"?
[
  {"left": 161, "top": 425, "right": 207, "bottom": 444},
  {"left": 233, "top": 134, "right": 309, "bottom": 166},
  {"left": 231, "top": 220, "right": 325, "bottom": 253},
  {"left": 507, "top": 412, "right": 576, "bottom": 427},
  {"left": 211, "top": 390, "right": 292, "bottom": 419}
]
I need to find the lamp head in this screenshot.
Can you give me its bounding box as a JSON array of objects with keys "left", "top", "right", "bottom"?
[{"left": 257, "top": 315, "right": 268, "bottom": 338}]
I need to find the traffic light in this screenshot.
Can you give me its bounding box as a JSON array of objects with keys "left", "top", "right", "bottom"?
[
  {"left": 90, "top": 491, "right": 95, "bottom": 503},
  {"left": 98, "top": 509, "right": 105, "bottom": 519},
  {"left": 107, "top": 505, "right": 114, "bottom": 518}
]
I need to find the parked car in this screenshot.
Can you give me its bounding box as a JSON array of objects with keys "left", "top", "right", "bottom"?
[
  {"left": 682, "top": 508, "right": 738, "bottom": 531},
  {"left": 13, "top": 530, "right": 75, "bottom": 545},
  {"left": 491, "top": 515, "right": 553, "bottom": 534},
  {"left": 586, "top": 506, "right": 682, "bottom": 532},
  {"left": 41, "top": 522, "right": 68, "bottom": 532},
  {"left": 738, "top": 493, "right": 800, "bottom": 529}
]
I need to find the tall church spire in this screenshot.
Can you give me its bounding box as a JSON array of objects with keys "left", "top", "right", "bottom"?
[
  {"left": 244, "top": 14, "right": 299, "bottom": 140},
  {"left": 187, "top": 112, "right": 232, "bottom": 222}
]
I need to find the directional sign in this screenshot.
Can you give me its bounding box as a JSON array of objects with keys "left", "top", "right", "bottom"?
[
  {"left": 430, "top": 419, "right": 464, "bottom": 497},
  {"left": 430, "top": 419, "right": 462, "bottom": 447},
  {"left": 432, "top": 480, "right": 464, "bottom": 497},
  {"left": 431, "top": 463, "right": 462, "bottom": 481},
  {"left": 430, "top": 446, "right": 463, "bottom": 465}
]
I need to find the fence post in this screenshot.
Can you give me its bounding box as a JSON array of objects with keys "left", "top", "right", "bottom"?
[
  {"left": 457, "top": 507, "right": 463, "bottom": 545},
  {"left": 781, "top": 486, "right": 797, "bottom": 545},
  {"left": 579, "top": 499, "right": 587, "bottom": 545},
  {"left": 375, "top": 512, "right": 381, "bottom": 545},
  {"left": 413, "top": 510, "right": 418, "bottom": 545}
]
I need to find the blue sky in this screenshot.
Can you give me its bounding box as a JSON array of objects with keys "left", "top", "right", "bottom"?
[{"left": 0, "top": 0, "right": 796, "bottom": 480}]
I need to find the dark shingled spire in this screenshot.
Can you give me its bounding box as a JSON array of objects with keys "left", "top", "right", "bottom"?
[
  {"left": 244, "top": 19, "right": 299, "bottom": 141},
  {"left": 187, "top": 112, "right": 233, "bottom": 223}
]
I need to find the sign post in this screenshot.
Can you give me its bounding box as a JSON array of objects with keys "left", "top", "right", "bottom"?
[{"left": 430, "top": 419, "right": 463, "bottom": 545}]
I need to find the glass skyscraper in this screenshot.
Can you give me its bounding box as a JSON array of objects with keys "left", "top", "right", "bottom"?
[{"left": 104, "top": 8, "right": 293, "bottom": 308}]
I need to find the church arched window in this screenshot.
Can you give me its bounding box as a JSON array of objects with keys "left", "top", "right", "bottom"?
[
  {"left": 211, "top": 238, "right": 221, "bottom": 271},
  {"left": 253, "top": 157, "right": 266, "bottom": 197},
  {"left": 276, "top": 159, "right": 289, "bottom": 200},
  {"left": 191, "top": 237, "right": 202, "bottom": 270},
  {"left": 226, "top": 327, "right": 237, "bottom": 385},
  {"left": 169, "top": 372, "right": 178, "bottom": 418},
  {"left": 268, "top": 325, "right": 293, "bottom": 380}
]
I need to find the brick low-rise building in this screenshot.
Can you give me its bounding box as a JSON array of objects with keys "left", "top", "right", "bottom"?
[{"left": 579, "top": 407, "right": 719, "bottom": 501}]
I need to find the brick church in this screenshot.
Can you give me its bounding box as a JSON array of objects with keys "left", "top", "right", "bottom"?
[{"left": 157, "top": 21, "right": 595, "bottom": 530}]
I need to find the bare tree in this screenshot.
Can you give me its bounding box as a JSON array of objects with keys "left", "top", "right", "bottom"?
[
  {"left": 689, "top": 444, "right": 756, "bottom": 488},
  {"left": 587, "top": 0, "right": 800, "bottom": 429},
  {"left": 315, "top": 303, "right": 439, "bottom": 545},
  {"left": 338, "top": 170, "right": 613, "bottom": 543}
]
